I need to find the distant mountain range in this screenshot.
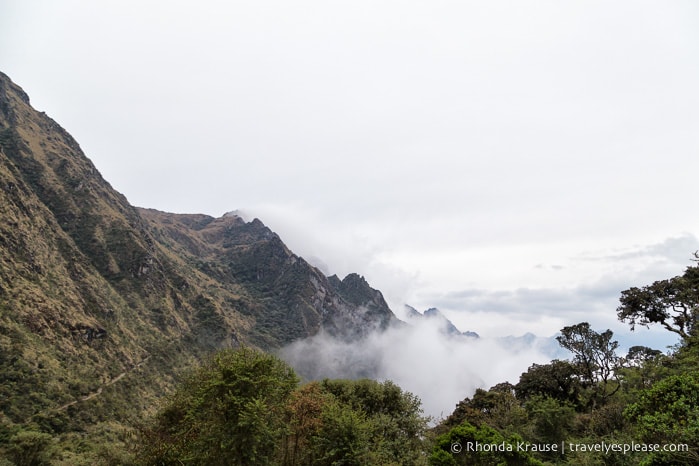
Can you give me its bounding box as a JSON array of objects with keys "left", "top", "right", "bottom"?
[{"left": 402, "top": 305, "right": 567, "bottom": 359}]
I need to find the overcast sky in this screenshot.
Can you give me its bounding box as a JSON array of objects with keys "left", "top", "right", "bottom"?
[{"left": 2, "top": 1, "right": 699, "bottom": 349}]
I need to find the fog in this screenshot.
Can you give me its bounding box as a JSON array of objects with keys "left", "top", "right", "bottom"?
[{"left": 280, "top": 312, "right": 562, "bottom": 420}]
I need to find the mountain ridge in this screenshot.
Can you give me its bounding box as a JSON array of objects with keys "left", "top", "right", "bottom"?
[{"left": 0, "top": 71, "right": 399, "bottom": 445}]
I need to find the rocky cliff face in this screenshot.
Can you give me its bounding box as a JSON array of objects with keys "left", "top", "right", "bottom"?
[{"left": 0, "top": 71, "right": 398, "bottom": 437}]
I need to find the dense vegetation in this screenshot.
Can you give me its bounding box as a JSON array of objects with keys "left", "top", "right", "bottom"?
[{"left": 135, "top": 347, "right": 429, "bottom": 465}]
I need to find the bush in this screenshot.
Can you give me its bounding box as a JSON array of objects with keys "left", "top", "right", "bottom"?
[{"left": 136, "top": 347, "right": 298, "bottom": 466}]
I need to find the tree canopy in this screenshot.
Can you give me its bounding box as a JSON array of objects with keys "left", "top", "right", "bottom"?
[
  {"left": 136, "top": 347, "right": 298, "bottom": 466},
  {"left": 617, "top": 261, "right": 699, "bottom": 340},
  {"left": 556, "top": 322, "right": 621, "bottom": 405},
  {"left": 135, "top": 347, "right": 428, "bottom": 466}
]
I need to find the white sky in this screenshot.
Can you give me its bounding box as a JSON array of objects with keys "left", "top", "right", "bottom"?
[{"left": 2, "top": 1, "right": 699, "bottom": 349}]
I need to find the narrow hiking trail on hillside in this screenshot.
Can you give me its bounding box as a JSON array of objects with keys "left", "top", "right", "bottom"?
[{"left": 55, "top": 356, "right": 151, "bottom": 412}]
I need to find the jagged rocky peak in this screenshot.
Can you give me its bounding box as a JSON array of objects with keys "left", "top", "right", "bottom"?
[
  {"left": 319, "top": 273, "right": 402, "bottom": 339},
  {"left": 404, "top": 305, "right": 479, "bottom": 338},
  {"left": 335, "top": 273, "right": 381, "bottom": 306},
  {"left": 327, "top": 273, "right": 343, "bottom": 289},
  {"left": 404, "top": 304, "right": 423, "bottom": 319}
]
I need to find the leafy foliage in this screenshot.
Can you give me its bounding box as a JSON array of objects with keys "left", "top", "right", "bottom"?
[
  {"left": 136, "top": 347, "right": 298, "bottom": 465},
  {"left": 515, "top": 360, "right": 583, "bottom": 407},
  {"left": 556, "top": 324, "right": 620, "bottom": 387},
  {"left": 136, "top": 348, "right": 429, "bottom": 465},
  {"left": 617, "top": 260, "right": 699, "bottom": 339},
  {"left": 429, "top": 421, "right": 543, "bottom": 466},
  {"left": 317, "top": 378, "right": 428, "bottom": 465},
  {"left": 443, "top": 383, "right": 527, "bottom": 435},
  {"left": 281, "top": 382, "right": 329, "bottom": 466},
  {"left": 4, "top": 429, "right": 56, "bottom": 466},
  {"left": 625, "top": 373, "right": 699, "bottom": 464}
]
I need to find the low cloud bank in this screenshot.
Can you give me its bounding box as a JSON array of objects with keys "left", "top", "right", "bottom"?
[{"left": 280, "top": 317, "right": 559, "bottom": 420}]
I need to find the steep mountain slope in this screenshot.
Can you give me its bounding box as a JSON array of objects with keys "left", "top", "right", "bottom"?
[
  {"left": 0, "top": 72, "right": 175, "bottom": 431},
  {"left": 0, "top": 71, "right": 397, "bottom": 450}
]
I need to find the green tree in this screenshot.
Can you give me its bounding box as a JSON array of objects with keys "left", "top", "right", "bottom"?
[
  {"left": 311, "top": 401, "right": 372, "bottom": 466},
  {"left": 556, "top": 322, "right": 621, "bottom": 405},
  {"left": 317, "top": 379, "right": 428, "bottom": 465},
  {"left": 625, "top": 373, "right": 699, "bottom": 464},
  {"left": 524, "top": 395, "right": 575, "bottom": 447},
  {"left": 429, "top": 421, "right": 543, "bottom": 466},
  {"left": 515, "top": 360, "right": 583, "bottom": 407},
  {"left": 616, "top": 346, "right": 670, "bottom": 392},
  {"left": 617, "top": 262, "right": 699, "bottom": 340},
  {"left": 5, "top": 430, "right": 56, "bottom": 466},
  {"left": 136, "top": 347, "right": 298, "bottom": 466},
  {"left": 444, "top": 383, "right": 527, "bottom": 435},
  {"left": 136, "top": 355, "right": 429, "bottom": 465}
]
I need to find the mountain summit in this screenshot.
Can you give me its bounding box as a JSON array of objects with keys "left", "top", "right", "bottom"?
[{"left": 404, "top": 305, "right": 479, "bottom": 338}]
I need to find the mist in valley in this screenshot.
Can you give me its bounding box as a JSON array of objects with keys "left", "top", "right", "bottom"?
[{"left": 280, "top": 310, "right": 562, "bottom": 420}]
